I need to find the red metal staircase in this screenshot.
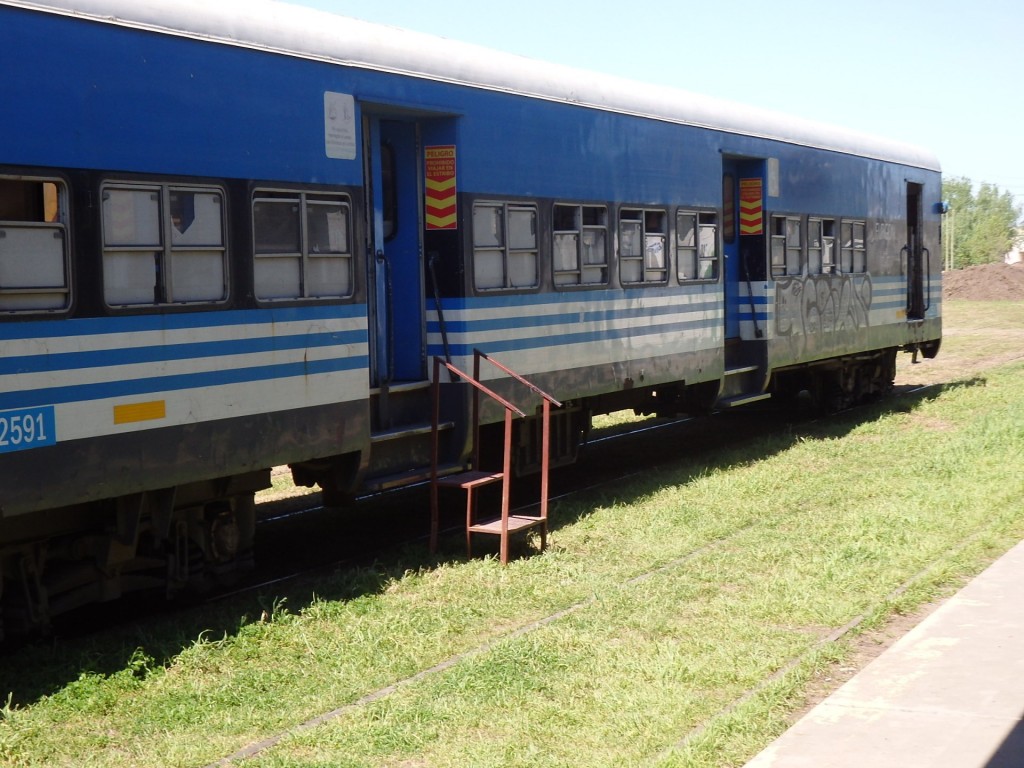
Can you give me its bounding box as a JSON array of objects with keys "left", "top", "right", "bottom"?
[{"left": 429, "top": 351, "right": 561, "bottom": 564}]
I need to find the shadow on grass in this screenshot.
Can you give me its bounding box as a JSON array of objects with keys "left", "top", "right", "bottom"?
[{"left": 0, "top": 377, "right": 985, "bottom": 709}]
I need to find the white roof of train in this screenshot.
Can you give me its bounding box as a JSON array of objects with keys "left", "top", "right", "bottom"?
[{"left": 6, "top": 0, "right": 941, "bottom": 172}]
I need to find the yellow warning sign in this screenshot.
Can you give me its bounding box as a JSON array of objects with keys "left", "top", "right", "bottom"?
[
  {"left": 739, "top": 178, "right": 763, "bottom": 236},
  {"left": 425, "top": 145, "right": 457, "bottom": 230}
]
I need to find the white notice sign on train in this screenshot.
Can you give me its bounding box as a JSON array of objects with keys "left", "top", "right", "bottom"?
[{"left": 324, "top": 91, "right": 357, "bottom": 160}]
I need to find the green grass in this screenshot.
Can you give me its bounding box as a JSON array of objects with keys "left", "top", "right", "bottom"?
[
  {"left": 2, "top": 303, "right": 1023, "bottom": 767},
  {"left": 941, "top": 300, "right": 1024, "bottom": 331}
]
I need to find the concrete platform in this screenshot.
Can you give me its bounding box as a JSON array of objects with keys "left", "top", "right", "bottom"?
[{"left": 745, "top": 539, "right": 1024, "bottom": 768}]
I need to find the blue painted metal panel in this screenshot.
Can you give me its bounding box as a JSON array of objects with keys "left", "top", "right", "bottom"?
[
  {"left": 0, "top": 304, "right": 366, "bottom": 340},
  {"left": 425, "top": 287, "right": 722, "bottom": 360},
  {"left": 0, "top": 305, "right": 370, "bottom": 411},
  {"left": 0, "top": 356, "right": 367, "bottom": 412},
  {"left": 2, "top": 7, "right": 365, "bottom": 184},
  {"left": 0, "top": 330, "right": 363, "bottom": 376},
  {"left": 3, "top": 4, "right": 940, "bottom": 218}
]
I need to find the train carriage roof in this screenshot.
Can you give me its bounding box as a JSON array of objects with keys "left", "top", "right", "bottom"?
[{"left": 6, "top": 0, "right": 941, "bottom": 172}]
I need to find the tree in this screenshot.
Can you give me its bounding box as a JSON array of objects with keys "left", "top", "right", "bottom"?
[{"left": 942, "top": 176, "right": 1022, "bottom": 267}]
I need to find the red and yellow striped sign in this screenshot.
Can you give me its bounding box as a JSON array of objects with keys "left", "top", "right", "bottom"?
[
  {"left": 739, "top": 177, "right": 763, "bottom": 236},
  {"left": 425, "top": 145, "right": 457, "bottom": 230}
]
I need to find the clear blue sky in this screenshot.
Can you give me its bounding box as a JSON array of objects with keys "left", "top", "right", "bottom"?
[{"left": 295, "top": 0, "right": 1023, "bottom": 204}]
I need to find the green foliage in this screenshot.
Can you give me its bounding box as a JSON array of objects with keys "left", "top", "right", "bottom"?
[{"left": 943, "top": 176, "right": 1022, "bottom": 266}]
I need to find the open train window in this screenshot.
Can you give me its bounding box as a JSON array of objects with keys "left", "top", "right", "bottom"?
[
  {"left": 472, "top": 202, "right": 538, "bottom": 291},
  {"left": 620, "top": 208, "right": 667, "bottom": 285},
  {"left": 102, "top": 182, "right": 227, "bottom": 306},
  {"left": 553, "top": 203, "right": 608, "bottom": 287},
  {"left": 676, "top": 211, "right": 719, "bottom": 281},
  {"left": 840, "top": 220, "right": 867, "bottom": 273},
  {"left": 770, "top": 215, "right": 802, "bottom": 277},
  {"left": 0, "top": 177, "right": 69, "bottom": 313},
  {"left": 253, "top": 190, "right": 353, "bottom": 300},
  {"left": 808, "top": 218, "right": 836, "bottom": 274}
]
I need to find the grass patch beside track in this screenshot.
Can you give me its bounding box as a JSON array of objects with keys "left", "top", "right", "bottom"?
[{"left": 2, "top": 303, "right": 1023, "bottom": 767}]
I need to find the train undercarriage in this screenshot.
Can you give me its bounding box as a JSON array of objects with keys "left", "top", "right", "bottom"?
[{"left": 0, "top": 471, "right": 266, "bottom": 640}]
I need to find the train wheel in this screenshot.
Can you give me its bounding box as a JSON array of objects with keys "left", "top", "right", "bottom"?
[{"left": 185, "top": 496, "right": 256, "bottom": 590}]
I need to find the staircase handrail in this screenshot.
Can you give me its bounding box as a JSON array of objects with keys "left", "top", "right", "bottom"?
[
  {"left": 429, "top": 350, "right": 561, "bottom": 562},
  {"left": 433, "top": 357, "right": 526, "bottom": 419},
  {"left": 472, "top": 350, "right": 563, "bottom": 409}
]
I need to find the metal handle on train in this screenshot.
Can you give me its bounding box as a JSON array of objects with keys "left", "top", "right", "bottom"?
[
  {"left": 900, "top": 245, "right": 911, "bottom": 311},
  {"left": 428, "top": 253, "right": 456, "bottom": 381},
  {"left": 922, "top": 247, "right": 931, "bottom": 312},
  {"left": 376, "top": 249, "right": 394, "bottom": 384}
]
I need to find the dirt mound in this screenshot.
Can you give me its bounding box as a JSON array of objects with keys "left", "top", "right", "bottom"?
[{"left": 943, "top": 261, "right": 1024, "bottom": 301}]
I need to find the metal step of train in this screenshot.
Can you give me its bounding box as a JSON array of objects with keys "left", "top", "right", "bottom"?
[{"left": 718, "top": 341, "right": 772, "bottom": 408}]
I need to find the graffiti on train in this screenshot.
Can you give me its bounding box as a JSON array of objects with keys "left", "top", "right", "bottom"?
[{"left": 775, "top": 274, "right": 872, "bottom": 339}]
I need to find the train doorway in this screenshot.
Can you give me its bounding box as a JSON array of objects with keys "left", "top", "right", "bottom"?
[
  {"left": 722, "top": 158, "right": 767, "bottom": 340},
  {"left": 365, "top": 117, "right": 426, "bottom": 387},
  {"left": 906, "top": 182, "right": 927, "bottom": 320}
]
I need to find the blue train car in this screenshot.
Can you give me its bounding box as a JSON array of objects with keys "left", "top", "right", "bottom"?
[{"left": 0, "top": 0, "right": 941, "bottom": 633}]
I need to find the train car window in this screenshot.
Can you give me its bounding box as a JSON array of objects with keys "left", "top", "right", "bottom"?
[
  {"left": 785, "top": 217, "right": 802, "bottom": 276},
  {"left": 0, "top": 177, "right": 70, "bottom": 313},
  {"left": 253, "top": 190, "right": 353, "bottom": 300},
  {"left": 722, "top": 174, "right": 736, "bottom": 244},
  {"left": 306, "top": 198, "right": 352, "bottom": 296},
  {"left": 169, "top": 190, "right": 227, "bottom": 302},
  {"left": 102, "top": 183, "right": 227, "bottom": 306},
  {"left": 676, "top": 211, "right": 719, "bottom": 281},
  {"left": 770, "top": 215, "right": 802, "bottom": 277},
  {"left": 840, "top": 220, "right": 867, "bottom": 273},
  {"left": 808, "top": 218, "right": 823, "bottom": 274},
  {"left": 807, "top": 218, "right": 837, "bottom": 274},
  {"left": 620, "top": 209, "right": 667, "bottom": 284},
  {"left": 676, "top": 212, "right": 698, "bottom": 280},
  {"left": 698, "top": 213, "right": 719, "bottom": 279},
  {"left": 472, "top": 202, "right": 538, "bottom": 291},
  {"left": 770, "top": 217, "right": 785, "bottom": 277},
  {"left": 472, "top": 204, "right": 504, "bottom": 289},
  {"left": 822, "top": 220, "right": 836, "bottom": 272},
  {"left": 553, "top": 204, "right": 608, "bottom": 287}
]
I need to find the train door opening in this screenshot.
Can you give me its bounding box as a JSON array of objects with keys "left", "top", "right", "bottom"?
[
  {"left": 906, "top": 182, "right": 927, "bottom": 320},
  {"left": 722, "top": 158, "right": 767, "bottom": 340},
  {"left": 366, "top": 117, "right": 426, "bottom": 388},
  {"left": 722, "top": 167, "right": 740, "bottom": 339}
]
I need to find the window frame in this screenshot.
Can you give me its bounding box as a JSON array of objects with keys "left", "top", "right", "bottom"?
[
  {"left": 770, "top": 214, "right": 803, "bottom": 278},
  {"left": 552, "top": 203, "right": 609, "bottom": 287},
  {"left": 619, "top": 207, "right": 668, "bottom": 286},
  {"left": 840, "top": 219, "right": 867, "bottom": 273},
  {"left": 471, "top": 200, "right": 539, "bottom": 292},
  {"left": 807, "top": 217, "right": 837, "bottom": 275},
  {"left": 101, "top": 181, "right": 229, "bottom": 308},
  {"left": 252, "top": 188, "right": 354, "bottom": 302},
  {"left": 676, "top": 209, "right": 720, "bottom": 282},
  {"left": 0, "top": 174, "right": 71, "bottom": 314}
]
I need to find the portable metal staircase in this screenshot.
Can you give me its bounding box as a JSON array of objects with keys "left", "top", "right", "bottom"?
[{"left": 429, "top": 351, "right": 561, "bottom": 564}]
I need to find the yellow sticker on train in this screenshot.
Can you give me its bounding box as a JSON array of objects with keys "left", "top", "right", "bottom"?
[{"left": 113, "top": 400, "right": 167, "bottom": 424}]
